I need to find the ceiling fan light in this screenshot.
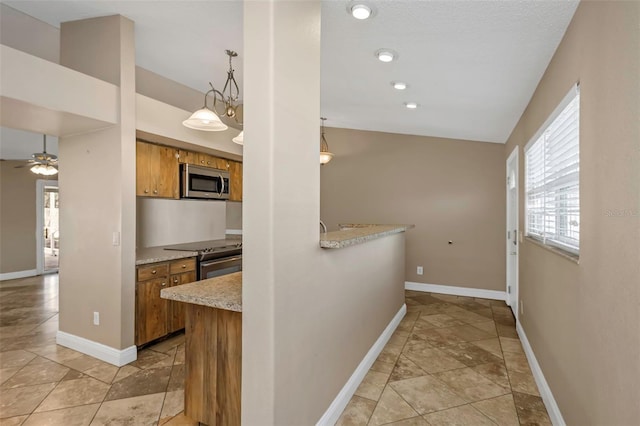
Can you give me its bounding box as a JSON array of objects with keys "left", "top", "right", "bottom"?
[
  {"left": 351, "top": 4, "right": 372, "bottom": 19},
  {"left": 183, "top": 107, "right": 228, "bottom": 131},
  {"left": 232, "top": 130, "right": 244, "bottom": 145},
  {"left": 30, "top": 164, "right": 58, "bottom": 176}
]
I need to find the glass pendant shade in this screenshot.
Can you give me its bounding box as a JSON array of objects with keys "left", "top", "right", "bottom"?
[
  {"left": 320, "top": 134, "right": 334, "bottom": 164},
  {"left": 320, "top": 151, "right": 334, "bottom": 165},
  {"left": 30, "top": 164, "right": 58, "bottom": 176},
  {"left": 183, "top": 107, "right": 228, "bottom": 131},
  {"left": 232, "top": 130, "right": 244, "bottom": 145},
  {"left": 320, "top": 117, "right": 334, "bottom": 165}
]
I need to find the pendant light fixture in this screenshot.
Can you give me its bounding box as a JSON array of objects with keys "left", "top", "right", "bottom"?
[
  {"left": 232, "top": 130, "right": 243, "bottom": 145},
  {"left": 320, "top": 117, "right": 334, "bottom": 165},
  {"left": 183, "top": 50, "right": 241, "bottom": 132}
]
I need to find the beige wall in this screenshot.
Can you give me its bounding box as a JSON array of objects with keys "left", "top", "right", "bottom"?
[
  {"left": 58, "top": 15, "right": 137, "bottom": 350},
  {"left": 243, "top": 1, "right": 405, "bottom": 424},
  {"left": 0, "top": 3, "right": 59, "bottom": 64},
  {"left": 504, "top": 2, "right": 640, "bottom": 424},
  {"left": 0, "top": 161, "right": 39, "bottom": 274},
  {"left": 321, "top": 128, "right": 505, "bottom": 291}
]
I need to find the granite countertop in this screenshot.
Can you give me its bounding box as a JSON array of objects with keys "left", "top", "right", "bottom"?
[
  {"left": 320, "top": 224, "right": 414, "bottom": 249},
  {"left": 160, "top": 272, "right": 242, "bottom": 312},
  {"left": 136, "top": 247, "right": 198, "bottom": 266}
]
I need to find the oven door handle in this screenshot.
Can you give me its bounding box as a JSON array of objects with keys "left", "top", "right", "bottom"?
[{"left": 201, "top": 256, "right": 242, "bottom": 266}]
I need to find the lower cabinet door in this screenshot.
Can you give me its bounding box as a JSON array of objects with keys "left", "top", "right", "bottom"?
[
  {"left": 168, "top": 271, "right": 196, "bottom": 333},
  {"left": 135, "top": 278, "right": 169, "bottom": 345}
]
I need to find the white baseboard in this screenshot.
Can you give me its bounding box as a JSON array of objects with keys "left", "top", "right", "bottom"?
[
  {"left": 0, "top": 269, "right": 38, "bottom": 281},
  {"left": 316, "top": 303, "right": 407, "bottom": 426},
  {"left": 405, "top": 281, "right": 506, "bottom": 301},
  {"left": 516, "top": 322, "right": 565, "bottom": 426},
  {"left": 56, "top": 331, "right": 137, "bottom": 367},
  {"left": 225, "top": 229, "right": 243, "bottom": 235}
]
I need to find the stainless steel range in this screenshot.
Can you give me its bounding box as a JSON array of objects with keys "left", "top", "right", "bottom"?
[{"left": 164, "top": 239, "right": 242, "bottom": 280}]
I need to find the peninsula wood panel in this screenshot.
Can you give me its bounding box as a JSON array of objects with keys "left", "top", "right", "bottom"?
[{"left": 184, "top": 304, "right": 242, "bottom": 426}]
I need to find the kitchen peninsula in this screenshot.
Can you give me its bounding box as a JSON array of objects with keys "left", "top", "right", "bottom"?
[{"left": 160, "top": 224, "right": 412, "bottom": 425}]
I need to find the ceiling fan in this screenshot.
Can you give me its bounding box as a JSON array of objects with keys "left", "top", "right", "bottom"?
[{"left": 14, "top": 135, "right": 58, "bottom": 176}]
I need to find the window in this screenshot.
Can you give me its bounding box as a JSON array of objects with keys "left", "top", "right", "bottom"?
[{"left": 525, "top": 85, "right": 580, "bottom": 255}]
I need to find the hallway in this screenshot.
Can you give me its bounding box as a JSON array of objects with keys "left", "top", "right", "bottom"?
[{"left": 336, "top": 290, "right": 551, "bottom": 425}]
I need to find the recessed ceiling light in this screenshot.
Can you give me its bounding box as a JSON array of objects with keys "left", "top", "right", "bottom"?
[
  {"left": 375, "top": 49, "right": 397, "bottom": 63},
  {"left": 392, "top": 81, "right": 407, "bottom": 90},
  {"left": 351, "top": 4, "right": 372, "bottom": 19},
  {"left": 404, "top": 102, "right": 419, "bottom": 109}
]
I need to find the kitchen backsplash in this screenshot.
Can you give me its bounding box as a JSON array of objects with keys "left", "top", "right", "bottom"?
[
  {"left": 226, "top": 201, "right": 242, "bottom": 231},
  {"left": 137, "top": 198, "right": 227, "bottom": 248}
]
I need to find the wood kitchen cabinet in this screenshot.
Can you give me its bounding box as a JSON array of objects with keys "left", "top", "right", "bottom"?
[
  {"left": 136, "top": 140, "right": 179, "bottom": 199},
  {"left": 168, "top": 270, "right": 196, "bottom": 333},
  {"left": 135, "top": 257, "right": 196, "bottom": 346},
  {"left": 139, "top": 142, "right": 241, "bottom": 201},
  {"left": 228, "top": 160, "right": 243, "bottom": 201}
]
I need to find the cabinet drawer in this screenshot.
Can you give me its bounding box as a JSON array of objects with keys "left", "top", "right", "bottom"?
[
  {"left": 137, "top": 263, "right": 169, "bottom": 281},
  {"left": 170, "top": 258, "right": 196, "bottom": 274}
]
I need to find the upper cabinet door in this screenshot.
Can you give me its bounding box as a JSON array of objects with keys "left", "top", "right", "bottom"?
[
  {"left": 228, "top": 161, "right": 243, "bottom": 201},
  {"left": 136, "top": 141, "right": 153, "bottom": 197},
  {"left": 136, "top": 140, "right": 179, "bottom": 199},
  {"left": 155, "top": 145, "right": 179, "bottom": 199}
]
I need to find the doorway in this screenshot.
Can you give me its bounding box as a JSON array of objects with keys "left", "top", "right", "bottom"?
[
  {"left": 36, "top": 180, "right": 59, "bottom": 274},
  {"left": 506, "top": 147, "right": 519, "bottom": 319}
]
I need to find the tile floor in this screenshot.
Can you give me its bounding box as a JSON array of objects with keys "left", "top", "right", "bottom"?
[
  {"left": 336, "top": 290, "right": 551, "bottom": 425},
  {"left": 0, "top": 274, "right": 195, "bottom": 425},
  {"left": 1, "top": 275, "right": 550, "bottom": 425}
]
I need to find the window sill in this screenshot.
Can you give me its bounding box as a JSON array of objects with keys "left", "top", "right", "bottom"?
[{"left": 525, "top": 237, "right": 580, "bottom": 264}]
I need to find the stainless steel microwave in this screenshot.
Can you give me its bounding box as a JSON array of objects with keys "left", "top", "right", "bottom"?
[{"left": 180, "top": 163, "right": 230, "bottom": 200}]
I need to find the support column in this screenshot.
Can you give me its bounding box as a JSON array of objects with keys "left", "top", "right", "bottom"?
[
  {"left": 57, "top": 15, "right": 136, "bottom": 362},
  {"left": 242, "top": 1, "right": 321, "bottom": 424}
]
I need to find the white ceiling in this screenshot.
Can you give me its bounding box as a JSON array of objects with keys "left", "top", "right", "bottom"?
[{"left": 3, "top": 0, "right": 578, "bottom": 145}]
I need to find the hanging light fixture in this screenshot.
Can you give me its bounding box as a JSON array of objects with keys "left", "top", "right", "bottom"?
[
  {"left": 320, "top": 117, "right": 334, "bottom": 165},
  {"left": 183, "top": 50, "right": 241, "bottom": 132},
  {"left": 28, "top": 135, "right": 58, "bottom": 176},
  {"left": 30, "top": 163, "right": 58, "bottom": 176},
  {"left": 232, "top": 130, "right": 244, "bottom": 145}
]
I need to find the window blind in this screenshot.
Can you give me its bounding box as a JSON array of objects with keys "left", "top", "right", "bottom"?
[{"left": 525, "top": 85, "right": 580, "bottom": 254}]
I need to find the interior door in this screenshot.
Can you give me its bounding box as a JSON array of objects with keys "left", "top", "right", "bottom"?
[
  {"left": 506, "top": 147, "right": 519, "bottom": 319},
  {"left": 36, "top": 179, "right": 59, "bottom": 274}
]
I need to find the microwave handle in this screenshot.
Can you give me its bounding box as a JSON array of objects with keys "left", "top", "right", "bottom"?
[{"left": 219, "top": 173, "right": 225, "bottom": 197}]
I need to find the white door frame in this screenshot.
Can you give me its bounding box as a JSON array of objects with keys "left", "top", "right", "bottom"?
[
  {"left": 506, "top": 147, "right": 519, "bottom": 319},
  {"left": 36, "top": 179, "right": 59, "bottom": 274}
]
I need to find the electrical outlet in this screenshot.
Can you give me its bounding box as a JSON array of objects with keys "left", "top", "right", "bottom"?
[
  {"left": 520, "top": 300, "right": 524, "bottom": 316},
  {"left": 93, "top": 312, "right": 100, "bottom": 325},
  {"left": 112, "top": 231, "right": 120, "bottom": 246},
  {"left": 417, "top": 266, "right": 424, "bottom": 275}
]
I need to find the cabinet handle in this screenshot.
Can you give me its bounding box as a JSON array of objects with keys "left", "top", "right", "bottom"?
[
  {"left": 173, "top": 278, "right": 179, "bottom": 284},
  {"left": 153, "top": 189, "right": 158, "bottom": 194},
  {"left": 161, "top": 282, "right": 166, "bottom": 287},
  {"left": 151, "top": 270, "right": 157, "bottom": 275},
  {"left": 201, "top": 160, "right": 205, "bottom": 164},
  {"left": 144, "top": 189, "right": 149, "bottom": 193},
  {"left": 207, "top": 161, "right": 211, "bottom": 165},
  {"left": 181, "top": 264, "right": 186, "bottom": 269}
]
